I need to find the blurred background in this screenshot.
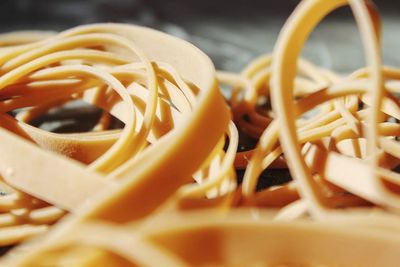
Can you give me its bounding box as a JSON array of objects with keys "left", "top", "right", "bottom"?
[{"left": 0, "top": 0, "right": 399, "bottom": 73}]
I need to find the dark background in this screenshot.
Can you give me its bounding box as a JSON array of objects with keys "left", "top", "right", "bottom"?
[{"left": 0, "top": 0, "right": 399, "bottom": 73}]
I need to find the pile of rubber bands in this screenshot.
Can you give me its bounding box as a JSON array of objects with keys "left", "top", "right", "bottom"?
[{"left": 0, "top": 0, "right": 399, "bottom": 266}]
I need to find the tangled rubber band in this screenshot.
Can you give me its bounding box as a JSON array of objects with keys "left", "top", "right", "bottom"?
[{"left": 0, "top": 0, "right": 399, "bottom": 266}]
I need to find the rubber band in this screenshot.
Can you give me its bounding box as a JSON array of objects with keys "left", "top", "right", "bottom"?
[{"left": 0, "top": 1, "right": 399, "bottom": 266}]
